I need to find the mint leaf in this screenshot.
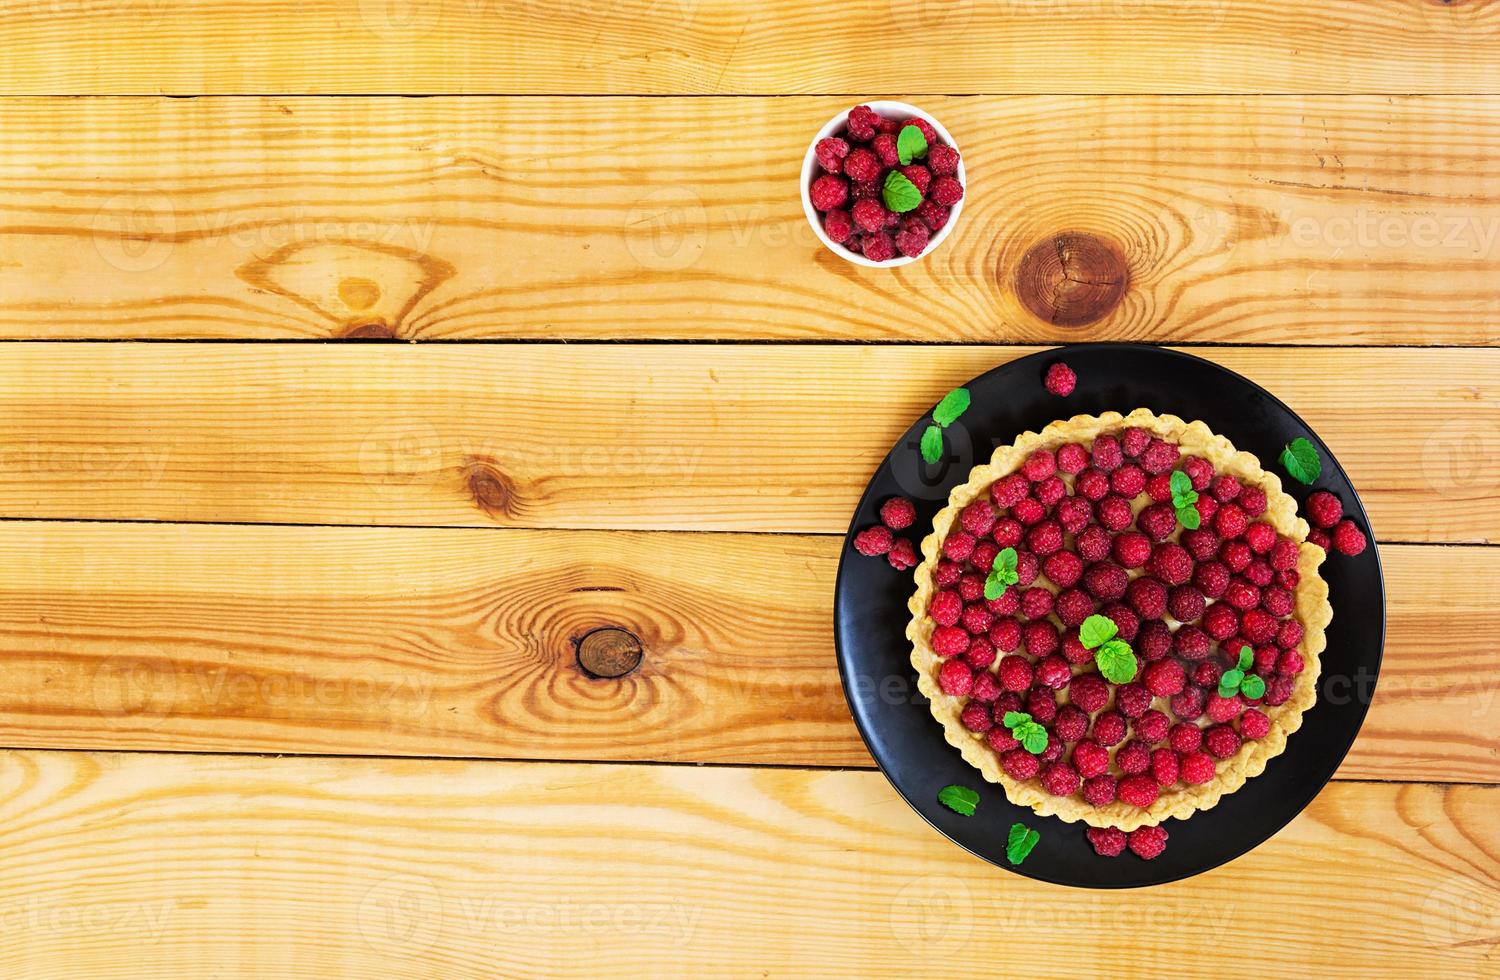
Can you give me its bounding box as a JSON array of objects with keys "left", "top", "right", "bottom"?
[
  {"left": 920, "top": 424, "right": 943, "bottom": 464},
  {"left": 1170, "top": 470, "right": 1192, "bottom": 499},
  {"left": 1176, "top": 503, "right": 1201, "bottom": 530},
  {"left": 1237, "top": 645, "right": 1254, "bottom": 671},
  {"left": 993, "top": 546, "right": 1018, "bottom": 581},
  {"left": 933, "top": 387, "right": 970, "bottom": 428},
  {"left": 983, "top": 570, "right": 1008, "bottom": 601},
  {"left": 883, "top": 169, "right": 923, "bottom": 213},
  {"left": 1222, "top": 667, "right": 1245, "bottom": 689},
  {"left": 1280, "top": 437, "right": 1321, "bottom": 485},
  {"left": 1006, "top": 823, "right": 1040, "bottom": 866},
  {"left": 1018, "top": 723, "right": 1049, "bottom": 755},
  {"left": 938, "top": 784, "right": 979, "bottom": 817},
  {"left": 1094, "top": 639, "right": 1137, "bottom": 684},
  {"left": 1079, "top": 614, "right": 1118, "bottom": 650},
  {"left": 1001, "top": 711, "right": 1031, "bottom": 729},
  {"left": 1240, "top": 674, "right": 1266, "bottom": 699},
  {"left": 897, "top": 124, "right": 929, "bottom": 166}
]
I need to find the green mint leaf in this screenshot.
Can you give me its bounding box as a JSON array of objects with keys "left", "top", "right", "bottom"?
[
  {"left": 994, "top": 546, "right": 1018, "bottom": 578},
  {"left": 920, "top": 424, "right": 944, "bottom": 464},
  {"left": 932, "top": 387, "right": 970, "bottom": 428},
  {"left": 1218, "top": 680, "right": 1238, "bottom": 700},
  {"left": 1019, "top": 723, "right": 1049, "bottom": 755},
  {"left": 1280, "top": 437, "right": 1322, "bottom": 485},
  {"left": 1079, "top": 614, "right": 1118, "bottom": 650},
  {"left": 897, "top": 124, "right": 929, "bottom": 166},
  {"left": 1094, "top": 639, "right": 1138, "bottom": 684},
  {"left": 1176, "top": 503, "right": 1202, "bottom": 530},
  {"left": 1001, "top": 712, "right": 1031, "bottom": 729},
  {"left": 1006, "top": 823, "right": 1040, "bottom": 866},
  {"left": 1237, "top": 645, "right": 1254, "bottom": 671},
  {"left": 1170, "top": 470, "right": 1192, "bottom": 498},
  {"left": 983, "top": 570, "right": 1009, "bottom": 601},
  {"left": 1240, "top": 674, "right": 1266, "bottom": 700},
  {"left": 1221, "top": 668, "right": 1245, "bottom": 689},
  {"left": 938, "top": 784, "right": 979, "bottom": 817},
  {"left": 883, "top": 169, "right": 923, "bottom": 213}
]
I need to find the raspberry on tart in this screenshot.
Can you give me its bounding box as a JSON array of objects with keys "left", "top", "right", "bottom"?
[{"left": 908, "top": 409, "right": 1331, "bottom": 835}]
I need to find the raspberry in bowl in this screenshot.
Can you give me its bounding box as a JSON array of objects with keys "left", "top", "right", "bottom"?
[{"left": 801, "top": 101, "right": 966, "bottom": 267}]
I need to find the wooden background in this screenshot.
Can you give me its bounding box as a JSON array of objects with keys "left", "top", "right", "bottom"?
[{"left": 0, "top": 1, "right": 1497, "bottom": 976}]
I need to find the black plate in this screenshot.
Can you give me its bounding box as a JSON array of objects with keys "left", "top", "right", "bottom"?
[{"left": 834, "top": 344, "right": 1384, "bottom": 888}]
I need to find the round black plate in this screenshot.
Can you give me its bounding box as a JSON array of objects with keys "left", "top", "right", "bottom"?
[{"left": 834, "top": 344, "right": 1385, "bottom": 888}]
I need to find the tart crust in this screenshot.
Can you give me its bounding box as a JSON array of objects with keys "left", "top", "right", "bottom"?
[{"left": 907, "top": 409, "right": 1331, "bottom": 831}]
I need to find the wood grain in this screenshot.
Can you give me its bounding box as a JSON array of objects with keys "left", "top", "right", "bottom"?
[
  {"left": 3, "top": 1, "right": 1500, "bottom": 95},
  {"left": 0, "top": 343, "right": 1491, "bottom": 542},
  {"left": 0, "top": 520, "right": 1490, "bottom": 782},
  {"left": 3, "top": 96, "right": 1500, "bottom": 344},
  {"left": 0, "top": 750, "right": 1491, "bottom": 978}
]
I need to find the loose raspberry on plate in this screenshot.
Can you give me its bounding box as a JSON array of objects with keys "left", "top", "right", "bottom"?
[
  {"left": 1127, "top": 825, "right": 1169, "bottom": 859},
  {"left": 1332, "top": 519, "right": 1368, "bottom": 556},
  {"left": 888, "top": 537, "right": 919, "bottom": 570},
  {"left": 1306, "top": 490, "right": 1343, "bottom": 528},
  {"left": 1087, "top": 826, "right": 1128, "bottom": 857},
  {"left": 1044, "top": 361, "right": 1077, "bottom": 397},
  {"left": 854, "top": 525, "right": 893, "bottom": 556}
]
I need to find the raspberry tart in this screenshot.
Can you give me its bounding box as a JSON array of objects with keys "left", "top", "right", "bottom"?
[{"left": 908, "top": 409, "right": 1331, "bottom": 833}]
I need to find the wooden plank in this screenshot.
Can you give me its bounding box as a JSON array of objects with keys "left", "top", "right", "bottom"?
[
  {"left": 0, "top": 520, "right": 1490, "bottom": 783},
  {"left": 2, "top": 95, "right": 1500, "bottom": 345},
  {"left": 0, "top": 343, "right": 1491, "bottom": 542},
  {"left": 0, "top": 751, "right": 1490, "bottom": 978},
  {"left": 2, "top": 2, "right": 1498, "bottom": 95}
]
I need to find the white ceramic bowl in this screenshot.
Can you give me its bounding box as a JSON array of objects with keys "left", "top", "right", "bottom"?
[{"left": 800, "top": 100, "right": 966, "bottom": 268}]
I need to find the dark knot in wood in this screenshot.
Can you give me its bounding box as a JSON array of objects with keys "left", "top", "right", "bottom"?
[
  {"left": 576, "top": 628, "right": 644, "bottom": 679},
  {"left": 1013, "top": 232, "right": 1129, "bottom": 328}
]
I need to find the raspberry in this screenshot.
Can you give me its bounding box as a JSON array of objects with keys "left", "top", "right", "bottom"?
[
  {"left": 1115, "top": 683, "right": 1152, "bottom": 718},
  {"left": 1240, "top": 708, "right": 1271, "bottom": 740},
  {"left": 1054, "top": 588, "right": 1095, "bottom": 627},
  {"left": 971, "top": 666, "right": 1000, "bottom": 699},
  {"left": 937, "top": 659, "right": 973, "bottom": 696},
  {"left": 1118, "top": 775, "right": 1159, "bottom": 808},
  {"left": 1241, "top": 609, "right": 1278, "bottom": 645},
  {"left": 1252, "top": 643, "right": 1280, "bottom": 676},
  {"left": 931, "top": 625, "right": 970, "bottom": 658},
  {"left": 1082, "top": 562, "right": 1128, "bottom": 603},
  {"left": 1265, "top": 675, "right": 1295, "bottom": 706},
  {"left": 1044, "top": 361, "right": 1077, "bottom": 397},
  {"left": 845, "top": 104, "right": 881, "bottom": 140},
  {"left": 1147, "top": 543, "right": 1194, "bottom": 586},
  {"left": 1072, "top": 472, "right": 1106, "bottom": 506},
  {"left": 1278, "top": 568, "right": 1300, "bottom": 589},
  {"left": 1070, "top": 674, "right": 1109, "bottom": 714},
  {"left": 1210, "top": 475, "right": 1241, "bottom": 502},
  {"left": 814, "top": 136, "right": 850, "bottom": 173},
  {"left": 933, "top": 561, "right": 962, "bottom": 588},
  {"left": 961, "top": 603, "right": 994, "bottom": 636},
  {"left": 1333, "top": 519, "right": 1368, "bottom": 556},
  {"left": 1171, "top": 685, "right": 1206, "bottom": 721},
  {"left": 989, "top": 617, "right": 1021, "bottom": 651},
  {"left": 866, "top": 132, "right": 899, "bottom": 168},
  {"left": 898, "top": 164, "right": 932, "bottom": 197},
  {"left": 1190, "top": 561, "right": 1228, "bottom": 599},
  {"left": 1205, "top": 723, "right": 1241, "bottom": 758},
  {"left": 1182, "top": 455, "right": 1214, "bottom": 490},
  {"left": 854, "top": 525, "right": 893, "bottom": 556},
  {"left": 823, "top": 208, "right": 854, "bottom": 243},
  {"left": 1277, "top": 649, "right": 1305, "bottom": 676},
  {"left": 1014, "top": 552, "right": 1042, "bottom": 587},
  {"left": 1192, "top": 660, "right": 1223, "bottom": 689},
  {"left": 1169, "top": 722, "right": 1202, "bottom": 754},
  {"left": 1035, "top": 655, "right": 1072, "bottom": 690},
  {"left": 960, "top": 702, "right": 992, "bottom": 732},
  {"left": 927, "top": 143, "right": 960, "bottom": 177},
  {"left": 1096, "top": 496, "right": 1133, "bottom": 532},
  {"left": 1277, "top": 619, "right": 1304, "bottom": 648},
  {"left": 958, "top": 573, "right": 985, "bottom": 603},
  {"left": 1245, "top": 559, "right": 1272, "bottom": 588},
  {"left": 956, "top": 499, "right": 995, "bottom": 537},
  {"left": 1195, "top": 495, "right": 1220, "bottom": 526},
  {"left": 930, "top": 590, "right": 963, "bottom": 626},
  {"left": 1022, "top": 620, "right": 1060, "bottom": 657},
  {"left": 1145, "top": 472, "right": 1174, "bottom": 503},
  {"left": 970, "top": 541, "right": 999, "bottom": 573},
  {"left": 1035, "top": 475, "right": 1066, "bottom": 507},
  {"left": 1076, "top": 526, "right": 1112, "bottom": 565},
  {"left": 1262, "top": 586, "right": 1294, "bottom": 618},
  {"left": 1206, "top": 693, "right": 1243, "bottom": 723},
  {"left": 1020, "top": 586, "right": 1054, "bottom": 620},
  {"left": 1180, "top": 751, "right": 1215, "bottom": 784},
  {"left": 1179, "top": 528, "right": 1217, "bottom": 563},
  {"left": 985, "top": 725, "right": 1019, "bottom": 753},
  {"left": 1072, "top": 739, "right": 1109, "bottom": 778},
  {"left": 1269, "top": 537, "right": 1300, "bottom": 572},
  {"left": 888, "top": 537, "right": 918, "bottom": 570},
  {"left": 1128, "top": 825, "right": 1169, "bottom": 859},
  {"left": 1138, "top": 502, "right": 1179, "bottom": 542},
  {"left": 1307, "top": 527, "right": 1331, "bottom": 551},
  {"left": 914, "top": 198, "right": 950, "bottom": 233},
  {"left": 942, "top": 531, "right": 976, "bottom": 563},
  {"left": 1107, "top": 532, "right": 1148, "bottom": 570},
  {"left": 1173, "top": 625, "right": 1210, "bottom": 661},
  {"left": 1138, "top": 621, "right": 1172, "bottom": 662},
  {"left": 1202, "top": 604, "right": 1239, "bottom": 641},
  {"left": 1091, "top": 710, "right": 1127, "bottom": 747},
  {"left": 1143, "top": 658, "right": 1186, "bottom": 697},
  {"left": 861, "top": 232, "right": 896, "bottom": 263},
  {"left": 991, "top": 518, "right": 1023, "bottom": 549},
  {"left": 1139, "top": 439, "right": 1179, "bottom": 475},
  {"left": 1090, "top": 435, "right": 1123, "bottom": 473},
  {"left": 1087, "top": 826, "right": 1127, "bottom": 857},
  {"left": 1245, "top": 522, "right": 1276, "bottom": 555},
  {"left": 1121, "top": 427, "right": 1151, "bottom": 458},
  {"left": 1055, "top": 704, "right": 1089, "bottom": 741},
  {"left": 1019, "top": 449, "right": 1055, "bottom": 482},
  {"left": 993, "top": 692, "right": 1023, "bottom": 718},
  {"left": 1135, "top": 709, "right": 1170, "bottom": 744},
  {"left": 1214, "top": 503, "right": 1248, "bottom": 540},
  {"left": 1040, "top": 762, "right": 1081, "bottom": 797},
  {"left": 1150, "top": 747, "right": 1179, "bottom": 786},
  {"left": 1001, "top": 748, "right": 1041, "bottom": 780},
  {"left": 1238, "top": 486, "right": 1267, "bottom": 517},
  {"left": 809, "top": 174, "right": 849, "bottom": 211},
  {"left": 1082, "top": 774, "right": 1118, "bottom": 806},
  {"left": 1224, "top": 579, "right": 1261, "bottom": 612},
  {"left": 996, "top": 654, "right": 1032, "bottom": 693},
  {"left": 849, "top": 179, "right": 880, "bottom": 202},
  {"left": 1011, "top": 497, "right": 1045, "bottom": 526},
  {"left": 851, "top": 197, "right": 887, "bottom": 233},
  {"left": 1102, "top": 603, "right": 1140, "bottom": 643},
  {"left": 1052, "top": 445, "right": 1087, "bottom": 478},
  {"left": 1306, "top": 490, "right": 1343, "bottom": 528},
  {"left": 1043, "top": 550, "right": 1084, "bottom": 588},
  {"left": 1168, "top": 585, "right": 1206, "bottom": 623},
  {"left": 1026, "top": 687, "right": 1059, "bottom": 723},
  {"left": 1040, "top": 733, "right": 1064, "bottom": 762},
  {"left": 1027, "top": 520, "right": 1064, "bottom": 556},
  {"left": 931, "top": 175, "right": 965, "bottom": 206},
  {"left": 1126, "top": 576, "right": 1168, "bottom": 620},
  {"left": 894, "top": 217, "right": 930, "bottom": 258},
  {"left": 1220, "top": 539, "right": 1252, "bottom": 572},
  {"left": 1117, "top": 740, "right": 1151, "bottom": 775}
]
